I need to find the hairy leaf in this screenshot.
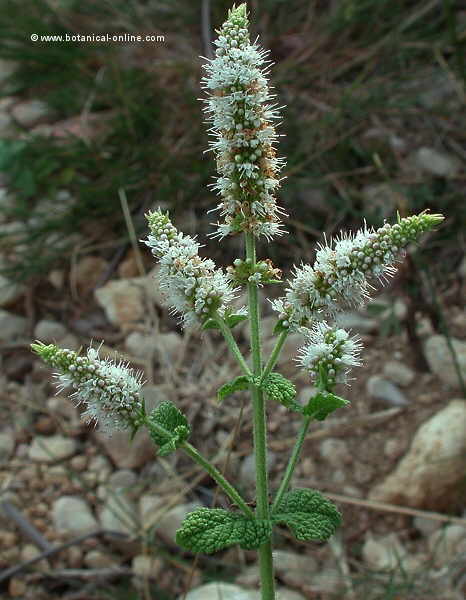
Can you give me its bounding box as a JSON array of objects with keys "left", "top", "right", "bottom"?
[
  {"left": 176, "top": 508, "right": 272, "bottom": 554},
  {"left": 272, "top": 488, "right": 342, "bottom": 542},
  {"left": 217, "top": 374, "right": 252, "bottom": 403},
  {"left": 148, "top": 400, "right": 190, "bottom": 455},
  {"left": 303, "top": 391, "right": 350, "bottom": 420}
]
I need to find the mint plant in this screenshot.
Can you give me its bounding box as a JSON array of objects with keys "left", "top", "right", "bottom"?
[{"left": 32, "top": 5, "right": 444, "bottom": 599}]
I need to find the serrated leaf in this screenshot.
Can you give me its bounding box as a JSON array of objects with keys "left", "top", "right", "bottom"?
[
  {"left": 176, "top": 508, "right": 272, "bottom": 554},
  {"left": 303, "top": 391, "right": 350, "bottom": 420},
  {"left": 148, "top": 400, "right": 190, "bottom": 455},
  {"left": 217, "top": 375, "right": 251, "bottom": 403},
  {"left": 261, "top": 373, "right": 301, "bottom": 413},
  {"left": 272, "top": 488, "right": 341, "bottom": 542}
]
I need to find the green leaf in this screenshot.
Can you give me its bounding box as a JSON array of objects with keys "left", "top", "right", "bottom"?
[
  {"left": 272, "top": 488, "right": 342, "bottom": 542},
  {"left": 273, "top": 320, "right": 289, "bottom": 335},
  {"left": 261, "top": 373, "right": 302, "bottom": 413},
  {"left": 217, "top": 375, "right": 251, "bottom": 403},
  {"left": 202, "top": 312, "right": 248, "bottom": 331},
  {"left": 148, "top": 400, "right": 190, "bottom": 456},
  {"left": 176, "top": 508, "right": 272, "bottom": 554},
  {"left": 303, "top": 391, "right": 350, "bottom": 420}
]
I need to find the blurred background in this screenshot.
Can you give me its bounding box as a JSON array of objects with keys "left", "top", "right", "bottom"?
[{"left": 0, "top": 1, "right": 465, "bottom": 599}]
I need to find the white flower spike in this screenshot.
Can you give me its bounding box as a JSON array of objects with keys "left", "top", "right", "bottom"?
[
  {"left": 31, "top": 342, "right": 144, "bottom": 434},
  {"left": 144, "top": 209, "right": 238, "bottom": 328},
  {"left": 202, "top": 3, "right": 286, "bottom": 239}
]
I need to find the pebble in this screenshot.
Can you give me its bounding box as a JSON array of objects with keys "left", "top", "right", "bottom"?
[
  {"left": 273, "top": 549, "right": 318, "bottom": 588},
  {"left": 88, "top": 455, "right": 112, "bottom": 484},
  {"left": 8, "top": 577, "right": 26, "bottom": 597},
  {"left": 156, "top": 502, "right": 202, "bottom": 546},
  {"left": 99, "top": 494, "right": 138, "bottom": 536},
  {"left": 12, "top": 99, "right": 53, "bottom": 127},
  {"left": 0, "top": 309, "right": 27, "bottom": 342},
  {"left": 366, "top": 375, "right": 408, "bottom": 406},
  {"left": 0, "top": 429, "right": 14, "bottom": 462},
  {"left": 428, "top": 524, "right": 466, "bottom": 567},
  {"left": 239, "top": 452, "right": 276, "bottom": 490},
  {"left": 362, "top": 532, "right": 407, "bottom": 570},
  {"left": 414, "top": 147, "right": 460, "bottom": 178},
  {"left": 94, "top": 278, "right": 146, "bottom": 329},
  {"left": 180, "top": 583, "right": 258, "bottom": 600},
  {"left": 139, "top": 494, "right": 164, "bottom": 529},
  {"left": 20, "top": 544, "right": 49, "bottom": 571},
  {"left": 319, "top": 438, "right": 349, "bottom": 467},
  {"left": 369, "top": 399, "right": 466, "bottom": 510},
  {"left": 335, "top": 311, "right": 378, "bottom": 334},
  {"left": 0, "top": 274, "right": 25, "bottom": 307},
  {"left": 382, "top": 361, "right": 415, "bottom": 387},
  {"left": 83, "top": 549, "right": 115, "bottom": 568},
  {"left": 52, "top": 496, "right": 98, "bottom": 535},
  {"left": 413, "top": 516, "right": 441, "bottom": 537},
  {"left": 34, "top": 319, "right": 67, "bottom": 342},
  {"left": 93, "top": 429, "right": 155, "bottom": 469},
  {"left": 73, "top": 256, "right": 108, "bottom": 295},
  {"left": 108, "top": 469, "right": 137, "bottom": 491},
  {"left": 28, "top": 434, "right": 77, "bottom": 462},
  {"left": 424, "top": 335, "right": 466, "bottom": 389},
  {"left": 70, "top": 454, "right": 88, "bottom": 472},
  {"left": 132, "top": 554, "right": 163, "bottom": 578}
]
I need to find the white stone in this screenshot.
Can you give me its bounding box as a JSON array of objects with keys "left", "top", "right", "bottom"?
[
  {"left": 99, "top": 493, "right": 138, "bottom": 536},
  {"left": 139, "top": 494, "right": 164, "bottom": 529},
  {"left": 108, "top": 469, "right": 137, "bottom": 490},
  {"left": 125, "top": 331, "right": 157, "bottom": 360},
  {"left": 28, "top": 435, "right": 77, "bottom": 462},
  {"left": 52, "top": 496, "right": 98, "bottom": 535},
  {"left": 83, "top": 550, "right": 115, "bottom": 568},
  {"left": 34, "top": 319, "right": 67, "bottom": 342},
  {"left": 156, "top": 502, "right": 202, "bottom": 546},
  {"left": 95, "top": 278, "right": 146, "bottom": 328},
  {"left": 132, "top": 554, "right": 163, "bottom": 578},
  {"left": 366, "top": 375, "right": 408, "bottom": 406},
  {"left": 424, "top": 335, "right": 466, "bottom": 389},
  {"left": 369, "top": 399, "right": 466, "bottom": 510},
  {"left": 273, "top": 549, "right": 317, "bottom": 588},
  {"left": 362, "top": 532, "right": 407, "bottom": 570},
  {"left": 93, "top": 428, "right": 155, "bottom": 469},
  {"left": 383, "top": 361, "right": 415, "bottom": 387},
  {"left": 414, "top": 147, "right": 460, "bottom": 178},
  {"left": 319, "top": 438, "right": 349, "bottom": 468},
  {"left": 240, "top": 452, "right": 276, "bottom": 489},
  {"left": 88, "top": 455, "right": 112, "bottom": 484},
  {"left": 180, "top": 583, "right": 259, "bottom": 600},
  {"left": 12, "top": 99, "right": 52, "bottom": 127},
  {"left": 413, "top": 516, "right": 441, "bottom": 537},
  {"left": 428, "top": 524, "right": 466, "bottom": 567}
]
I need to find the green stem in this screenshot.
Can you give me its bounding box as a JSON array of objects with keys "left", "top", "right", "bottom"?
[
  {"left": 271, "top": 414, "right": 312, "bottom": 513},
  {"left": 181, "top": 442, "right": 254, "bottom": 518},
  {"left": 145, "top": 418, "right": 253, "bottom": 518},
  {"left": 214, "top": 314, "right": 252, "bottom": 377},
  {"left": 260, "top": 330, "right": 289, "bottom": 384},
  {"left": 245, "top": 232, "right": 276, "bottom": 600}
]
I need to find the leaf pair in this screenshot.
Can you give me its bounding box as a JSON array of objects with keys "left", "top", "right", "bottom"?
[{"left": 176, "top": 488, "right": 341, "bottom": 554}]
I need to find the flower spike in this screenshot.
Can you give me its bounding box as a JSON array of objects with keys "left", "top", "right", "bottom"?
[{"left": 202, "top": 3, "right": 286, "bottom": 239}]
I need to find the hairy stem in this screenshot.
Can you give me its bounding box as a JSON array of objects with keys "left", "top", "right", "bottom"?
[
  {"left": 145, "top": 417, "right": 253, "bottom": 518},
  {"left": 245, "top": 232, "right": 276, "bottom": 600},
  {"left": 271, "top": 414, "right": 313, "bottom": 513},
  {"left": 215, "top": 314, "right": 252, "bottom": 377},
  {"left": 260, "top": 330, "right": 289, "bottom": 384}
]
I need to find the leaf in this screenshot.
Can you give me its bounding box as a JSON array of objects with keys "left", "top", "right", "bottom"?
[
  {"left": 273, "top": 320, "right": 289, "bottom": 335},
  {"left": 261, "top": 373, "right": 302, "bottom": 413},
  {"left": 148, "top": 400, "right": 190, "bottom": 456},
  {"left": 176, "top": 508, "right": 272, "bottom": 554},
  {"left": 202, "top": 312, "right": 248, "bottom": 331},
  {"left": 302, "top": 391, "right": 350, "bottom": 421},
  {"left": 217, "top": 375, "right": 251, "bottom": 403},
  {"left": 272, "top": 488, "right": 342, "bottom": 542}
]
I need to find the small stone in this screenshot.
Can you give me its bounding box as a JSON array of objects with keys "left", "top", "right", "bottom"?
[
  {"left": 94, "top": 278, "right": 146, "bottom": 329},
  {"left": 132, "top": 554, "right": 163, "bottom": 578},
  {"left": 414, "top": 147, "right": 460, "bottom": 178},
  {"left": 139, "top": 494, "right": 164, "bottom": 529},
  {"left": 362, "top": 532, "right": 407, "bottom": 570},
  {"left": 383, "top": 361, "right": 415, "bottom": 387},
  {"left": 34, "top": 319, "right": 67, "bottom": 342},
  {"left": 70, "top": 455, "right": 88, "bottom": 471},
  {"left": 52, "top": 496, "right": 98, "bottom": 536},
  {"left": 156, "top": 332, "right": 184, "bottom": 364},
  {"left": 319, "top": 438, "right": 349, "bottom": 467},
  {"left": 367, "top": 375, "right": 408, "bottom": 406},
  {"left": 336, "top": 311, "right": 378, "bottom": 334},
  {"left": 94, "top": 429, "right": 155, "bottom": 469},
  {"left": 273, "top": 549, "right": 318, "bottom": 588},
  {"left": 20, "top": 544, "right": 49, "bottom": 571},
  {"left": 74, "top": 256, "right": 108, "bottom": 295},
  {"left": 413, "top": 516, "right": 441, "bottom": 537},
  {"left": 48, "top": 269, "right": 65, "bottom": 289},
  {"left": 180, "top": 582, "right": 259, "bottom": 600},
  {"left": 236, "top": 564, "right": 261, "bottom": 587},
  {"left": 0, "top": 274, "right": 25, "bottom": 307},
  {"left": 28, "top": 435, "right": 77, "bottom": 462},
  {"left": 369, "top": 399, "right": 466, "bottom": 510},
  {"left": 384, "top": 438, "right": 404, "bottom": 461},
  {"left": 99, "top": 494, "right": 138, "bottom": 536},
  {"left": 125, "top": 331, "right": 157, "bottom": 360},
  {"left": 156, "top": 502, "right": 202, "bottom": 546},
  {"left": 361, "top": 183, "right": 401, "bottom": 219},
  {"left": 0, "top": 430, "right": 14, "bottom": 462},
  {"left": 240, "top": 452, "right": 276, "bottom": 490},
  {"left": 428, "top": 524, "right": 466, "bottom": 567},
  {"left": 83, "top": 550, "right": 115, "bottom": 568},
  {"left": 88, "top": 455, "right": 112, "bottom": 483},
  {"left": 424, "top": 335, "right": 466, "bottom": 389},
  {"left": 12, "top": 99, "right": 53, "bottom": 127},
  {"left": 0, "top": 309, "right": 27, "bottom": 342},
  {"left": 67, "top": 546, "right": 83, "bottom": 568},
  {"left": 46, "top": 396, "right": 79, "bottom": 425},
  {"left": 108, "top": 469, "right": 137, "bottom": 490},
  {"left": 57, "top": 332, "right": 80, "bottom": 350}
]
